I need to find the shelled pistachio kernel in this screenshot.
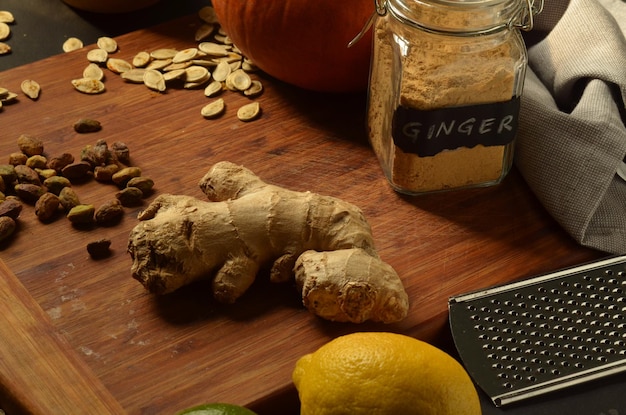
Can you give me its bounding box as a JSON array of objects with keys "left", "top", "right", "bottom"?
[{"left": 67, "top": 204, "right": 95, "bottom": 225}]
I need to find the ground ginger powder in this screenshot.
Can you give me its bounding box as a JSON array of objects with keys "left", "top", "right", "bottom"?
[{"left": 368, "top": 10, "right": 526, "bottom": 194}]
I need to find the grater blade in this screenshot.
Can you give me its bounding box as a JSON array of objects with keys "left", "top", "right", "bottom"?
[{"left": 449, "top": 255, "right": 626, "bottom": 407}]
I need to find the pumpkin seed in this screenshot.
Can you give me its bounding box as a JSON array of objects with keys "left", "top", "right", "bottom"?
[
  {"left": 83, "top": 63, "right": 104, "bottom": 81},
  {"left": 150, "top": 48, "right": 178, "bottom": 60},
  {"left": 106, "top": 57, "right": 133, "bottom": 74},
  {"left": 145, "top": 58, "right": 172, "bottom": 71},
  {"left": 242, "top": 59, "right": 259, "bottom": 72},
  {"left": 87, "top": 48, "right": 108, "bottom": 63},
  {"left": 0, "top": 23, "right": 10, "bottom": 41},
  {"left": 198, "top": 6, "right": 219, "bottom": 24},
  {"left": 195, "top": 23, "right": 216, "bottom": 42},
  {"left": 71, "top": 78, "right": 105, "bottom": 94},
  {"left": 172, "top": 47, "right": 198, "bottom": 63},
  {"left": 97, "top": 36, "right": 118, "bottom": 53},
  {"left": 0, "top": 11, "right": 15, "bottom": 23},
  {"left": 0, "top": 42, "right": 10, "bottom": 55},
  {"left": 121, "top": 68, "right": 147, "bottom": 83},
  {"left": 204, "top": 80, "right": 223, "bottom": 97},
  {"left": 237, "top": 102, "right": 261, "bottom": 122},
  {"left": 63, "top": 37, "right": 84, "bottom": 52},
  {"left": 198, "top": 42, "right": 230, "bottom": 57},
  {"left": 225, "top": 69, "right": 250, "bottom": 91},
  {"left": 0, "top": 90, "right": 18, "bottom": 103},
  {"left": 184, "top": 65, "right": 210, "bottom": 83},
  {"left": 143, "top": 69, "right": 166, "bottom": 92},
  {"left": 162, "top": 61, "right": 192, "bottom": 72},
  {"left": 212, "top": 60, "right": 231, "bottom": 82},
  {"left": 214, "top": 34, "right": 232, "bottom": 45},
  {"left": 201, "top": 98, "right": 225, "bottom": 118},
  {"left": 132, "top": 51, "right": 151, "bottom": 67},
  {"left": 190, "top": 59, "right": 217, "bottom": 68},
  {"left": 243, "top": 80, "right": 264, "bottom": 97},
  {"left": 0, "top": 87, "right": 8, "bottom": 97},
  {"left": 162, "top": 69, "right": 186, "bottom": 82},
  {"left": 20, "top": 79, "right": 41, "bottom": 100}
]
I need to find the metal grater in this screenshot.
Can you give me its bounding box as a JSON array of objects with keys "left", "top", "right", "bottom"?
[{"left": 449, "top": 255, "right": 626, "bottom": 407}]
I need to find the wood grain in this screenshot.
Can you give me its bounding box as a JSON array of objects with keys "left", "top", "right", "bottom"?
[
  {"left": 0, "top": 13, "right": 603, "bottom": 415},
  {"left": 0, "top": 259, "right": 126, "bottom": 414}
]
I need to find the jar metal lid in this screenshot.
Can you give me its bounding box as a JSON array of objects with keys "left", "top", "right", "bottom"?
[{"left": 381, "top": 0, "right": 543, "bottom": 35}]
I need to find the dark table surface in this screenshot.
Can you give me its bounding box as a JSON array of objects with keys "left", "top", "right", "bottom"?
[
  {"left": 2, "top": 1, "right": 626, "bottom": 414},
  {"left": 0, "top": 0, "right": 211, "bottom": 72}
]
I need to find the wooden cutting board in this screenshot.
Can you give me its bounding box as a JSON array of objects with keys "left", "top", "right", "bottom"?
[{"left": 0, "top": 13, "right": 602, "bottom": 415}]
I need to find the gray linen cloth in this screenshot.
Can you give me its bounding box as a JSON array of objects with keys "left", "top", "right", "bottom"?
[{"left": 516, "top": 0, "right": 626, "bottom": 254}]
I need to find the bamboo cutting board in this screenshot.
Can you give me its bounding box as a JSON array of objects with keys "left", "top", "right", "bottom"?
[{"left": 0, "top": 13, "right": 602, "bottom": 415}]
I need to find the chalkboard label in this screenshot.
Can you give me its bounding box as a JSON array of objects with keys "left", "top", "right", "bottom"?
[{"left": 391, "top": 98, "right": 520, "bottom": 157}]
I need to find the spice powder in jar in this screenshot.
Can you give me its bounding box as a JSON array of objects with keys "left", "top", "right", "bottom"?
[{"left": 367, "top": 0, "right": 539, "bottom": 195}]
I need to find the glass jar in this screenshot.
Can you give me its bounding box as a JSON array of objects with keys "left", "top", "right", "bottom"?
[{"left": 367, "top": 0, "right": 542, "bottom": 195}]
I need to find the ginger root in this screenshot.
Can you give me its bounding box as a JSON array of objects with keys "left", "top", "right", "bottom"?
[{"left": 127, "top": 161, "right": 409, "bottom": 323}]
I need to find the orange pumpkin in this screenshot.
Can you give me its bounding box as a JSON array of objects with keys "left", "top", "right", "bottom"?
[{"left": 212, "top": 0, "right": 374, "bottom": 93}]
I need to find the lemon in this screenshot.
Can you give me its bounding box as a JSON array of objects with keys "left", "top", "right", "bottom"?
[
  {"left": 292, "top": 332, "right": 481, "bottom": 415},
  {"left": 175, "top": 403, "right": 258, "bottom": 415}
]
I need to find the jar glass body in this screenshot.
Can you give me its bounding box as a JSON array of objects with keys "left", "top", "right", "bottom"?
[{"left": 367, "top": 0, "right": 529, "bottom": 195}]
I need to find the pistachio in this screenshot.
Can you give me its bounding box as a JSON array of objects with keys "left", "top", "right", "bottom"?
[
  {"left": 0, "top": 198, "right": 22, "bottom": 220},
  {"left": 14, "top": 183, "right": 46, "bottom": 204},
  {"left": 87, "top": 238, "right": 112, "bottom": 259},
  {"left": 0, "top": 164, "right": 16, "bottom": 185},
  {"left": 35, "top": 192, "right": 60, "bottom": 222},
  {"left": 8, "top": 152, "right": 27, "bottom": 166},
  {"left": 67, "top": 204, "right": 95, "bottom": 226},
  {"left": 94, "top": 164, "right": 120, "bottom": 182},
  {"left": 0, "top": 216, "right": 16, "bottom": 244},
  {"left": 58, "top": 187, "right": 81, "bottom": 211},
  {"left": 47, "top": 152, "right": 74, "bottom": 172},
  {"left": 25, "top": 155, "right": 47, "bottom": 170},
  {"left": 115, "top": 187, "right": 143, "bottom": 207},
  {"left": 74, "top": 118, "right": 102, "bottom": 133},
  {"left": 17, "top": 134, "right": 44, "bottom": 156},
  {"left": 111, "top": 166, "right": 141, "bottom": 187},
  {"left": 94, "top": 199, "right": 124, "bottom": 226},
  {"left": 43, "top": 176, "right": 71, "bottom": 195},
  {"left": 14, "top": 164, "right": 41, "bottom": 185},
  {"left": 61, "top": 161, "right": 92, "bottom": 181},
  {"left": 111, "top": 142, "right": 130, "bottom": 165},
  {"left": 126, "top": 176, "right": 154, "bottom": 197}
]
